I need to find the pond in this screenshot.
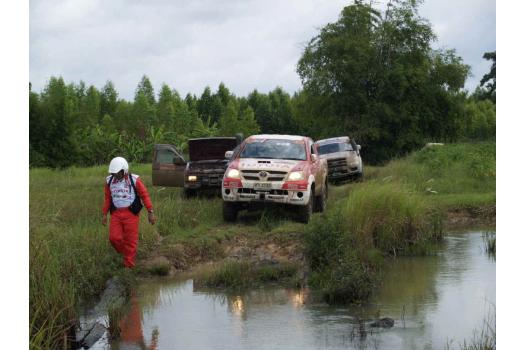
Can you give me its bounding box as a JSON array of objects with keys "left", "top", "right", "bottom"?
[{"left": 90, "top": 231, "right": 495, "bottom": 350}]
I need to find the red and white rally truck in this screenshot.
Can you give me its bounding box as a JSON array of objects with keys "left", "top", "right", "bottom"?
[{"left": 221, "top": 134, "right": 328, "bottom": 223}]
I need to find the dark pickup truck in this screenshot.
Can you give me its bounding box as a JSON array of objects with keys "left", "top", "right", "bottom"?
[{"left": 152, "top": 137, "right": 239, "bottom": 196}]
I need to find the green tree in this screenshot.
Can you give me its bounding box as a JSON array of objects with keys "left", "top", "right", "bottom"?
[
  {"left": 238, "top": 106, "right": 260, "bottom": 137},
  {"left": 296, "top": 0, "right": 470, "bottom": 163},
  {"left": 157, "top": 84, "right": 175, "bottom": 131},
  {"left": 36, "top": 76, "right": 78, "bottom": 167},
  {"left": 478, "top": 51, "right": 496, "bottom": 103},
  {"left": 100, "top": 80, "right": 118, "bottom": 118},
  {"left": 135, "top": 75, "right": 156, "bottom": 106},
  {"left": 197, "top": 86, "right": 213, "bottom": 122},
  {"left": 218, "top": 100, "right": 242, "bottom": 136}
]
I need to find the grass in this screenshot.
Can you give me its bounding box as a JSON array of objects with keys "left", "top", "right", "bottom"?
[
  {"left": 29, "top": 142, "right": 495, "bottom": 346},
  {"left": 370, "top": 142, "right": 496, "bottom": 210},
  {"left": 304, "top": 142, "right": 495, "bottom": 303},
  {"left": 445, "top": 306, "right": 496, "bottom": 350},
  {"left": 193, "top": 260, "right": 300, "bottom": 290},
  {"left": 29, "top": 163, "right": 306, "bottom": 348}
]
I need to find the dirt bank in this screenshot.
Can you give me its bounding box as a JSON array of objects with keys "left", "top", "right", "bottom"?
[{"left": 139, "top": 207, "right": 495, "bottom": 276}]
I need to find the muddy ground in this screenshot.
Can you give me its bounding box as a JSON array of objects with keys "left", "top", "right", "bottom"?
[{"left": 139, "top": 207, "right": 496, "bottom": 276}]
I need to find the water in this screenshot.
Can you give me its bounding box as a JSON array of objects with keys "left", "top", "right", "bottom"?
[{"left": 102, "top": 231, "right": 495, "bottom": 350}]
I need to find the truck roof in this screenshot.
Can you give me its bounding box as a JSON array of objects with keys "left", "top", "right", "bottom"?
[
  {"left": 246, "top": 134, "right": 307, "bottom": 142},
  {"left": 315, "top": 136, "right": 350, "bottom": 145}
]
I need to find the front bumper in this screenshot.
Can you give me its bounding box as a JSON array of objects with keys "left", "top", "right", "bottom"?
[
  {"left": 328, "top": 167, "right": 361, "bottom": 180},
  {"left": 185, "top": 175, "right": 223, "bottom": 189},
  {"left": 222, "top": 180, "right": 311, "bottom": 206}
]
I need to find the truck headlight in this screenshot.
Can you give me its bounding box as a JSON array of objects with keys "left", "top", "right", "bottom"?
[
  {"left": 287, "top": 171, "right": 305, "bottom": 181},
  {"left": 226, "top": 169, "right": 240, "bottom": 179},
  {"left": 188, "top": 175, "right": 197, "bottom": 181}
]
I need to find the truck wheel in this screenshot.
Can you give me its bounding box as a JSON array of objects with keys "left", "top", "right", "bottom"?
[
  {"left": 315, "top": 182, "right": 328, "bottom": 213},
  {"left": 183, "top": 188, "right": 195, "bottom": 198},
  {"left": 223, "top": 202, "right": 238, "bottom": 222},
  {"left": 356, "top": 168, "right": 364, "bottom": 182},
  {"left": 298, "top": 190, "right": 314, "bottom": 223}
]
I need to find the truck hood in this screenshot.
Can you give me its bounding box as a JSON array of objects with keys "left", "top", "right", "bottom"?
[
  {"left": 237, "top": 158, "right": 304, "bottom": 172},
  {"left": 188, "top": 138, "right": 238, "bottom": 162}
]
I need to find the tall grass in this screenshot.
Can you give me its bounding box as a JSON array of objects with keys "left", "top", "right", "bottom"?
[
  {"left": 305, "top": 182, "right": 443, "bottom": 303},
  {"left": 29, "top": 165, "right": 159, "bottom": 348},
  {"left": 304, "top": 142, "right": 495, "bottom": 304}
]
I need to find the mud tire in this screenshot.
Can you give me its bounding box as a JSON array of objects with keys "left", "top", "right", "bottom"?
[
  {"left": 223, "top": 201, "right": 238, "bottom": 222},
  {"left": 298, "top": 188, "right": 314, "bottom": 223},
  {"left": 183, "top": 188, "right": 196, "bottom": 198},
  {"left": 315, "top": 181, "right": 328, "bottom": 213}
]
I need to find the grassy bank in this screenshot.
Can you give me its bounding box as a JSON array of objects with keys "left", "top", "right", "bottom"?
[
  {"left": 193, "top": 260, "right": 300, "bottom": 289},
  {"left": 304, "top": 142, "right": 495, "bottom": 303}
]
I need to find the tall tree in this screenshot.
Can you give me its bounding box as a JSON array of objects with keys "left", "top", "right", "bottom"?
[
  {"left": 100, "top": 81, "right": 118, "bottom": 118},
  {"left": 135, "top": 75, "right": 156, "bottom": 106},
  {"left": 479, "top": 51, "right": 496, "bottom": 103},
  {"left": 197, "top": 86, "right": 213, "bottom": 121},
  {"left": 157, "top": 84, "right": 175, "bottom": 131},
  {"left": 296, "top": 0, "right": 469, "bottom": 163},
  {"left": 218, "top": 100, "right": 241, "bottom": 136}
]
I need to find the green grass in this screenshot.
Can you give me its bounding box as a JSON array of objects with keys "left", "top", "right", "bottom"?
[
  {"left": 370, "top": 142, "right": 496, "bottom": 210},
  {"left": 304, "top": 142, "right": 494, "bottom": 303},
  {"left": 193, "top": 260, "right": 300, "bottom": 290},
  {"left": 29, "top": 163, "right": 307, "bottom": 348},
  {"left": 29, "top": 142, "right": 495, "bottom": 346}
]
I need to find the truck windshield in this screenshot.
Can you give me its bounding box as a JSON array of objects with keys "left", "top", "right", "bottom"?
[
  {"left": 318, "top": 143, "right": 352, "bottom": 155},
  {"left": 240, "top": 139, "right": 306, "bottom": 161}
]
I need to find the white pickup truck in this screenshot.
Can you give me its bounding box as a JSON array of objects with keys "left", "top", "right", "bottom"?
[{"left": 221, "top": 134, "right": 328, "bottom": 223}]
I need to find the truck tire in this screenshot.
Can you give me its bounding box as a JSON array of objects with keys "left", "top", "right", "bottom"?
[
  {"left": 223, "top": 201, "right": 238, "bottom": 222},
  {"left": 183, "top": 188, "right": 195, "bottom": 198},
  {"left": 356, "top": 168, "right": 364, "bottom": 182},
  {"left": 298, "top": 188, "right": 314, "bottom": 223},
  {"left": 315, "top": 181, "right": 328, "bottom": 213}
]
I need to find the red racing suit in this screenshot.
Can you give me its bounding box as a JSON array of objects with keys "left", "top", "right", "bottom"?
[{"left": 102, "top": 174, "right": 153, "bottom": 268}]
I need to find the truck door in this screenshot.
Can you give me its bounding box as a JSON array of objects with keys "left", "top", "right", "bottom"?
[{"left": 152, "top": 144, "right": 186, "bottom": 187}]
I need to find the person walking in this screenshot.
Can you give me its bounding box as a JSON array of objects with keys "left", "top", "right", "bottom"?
[{"left": 102, "top": 157, "right": 156, "bottom": 268}]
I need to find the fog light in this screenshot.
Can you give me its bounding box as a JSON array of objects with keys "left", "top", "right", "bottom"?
[
  {"left": 188, "top": 175, "right": 197, "bottom": 181},
  {"left": 297, "top": 192, "right": 303, "bottom": 198}
]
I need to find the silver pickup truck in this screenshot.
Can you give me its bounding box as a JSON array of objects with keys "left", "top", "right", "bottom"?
[{"left": 315, "top": 136, "right": 363, "bottom": 183}]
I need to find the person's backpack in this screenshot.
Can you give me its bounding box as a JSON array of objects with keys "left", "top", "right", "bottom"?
[{"left": 108, "top": 175, "right": 144, "bottom": 216}]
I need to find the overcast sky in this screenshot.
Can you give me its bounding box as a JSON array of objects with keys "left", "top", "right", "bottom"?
[{"left": 29, "top": 0, "right": 495, "bottom": 100}]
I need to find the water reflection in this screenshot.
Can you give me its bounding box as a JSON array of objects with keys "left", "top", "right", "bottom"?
[
  {"left": 111, "top": 232, "right": 494, "bottom": 350},
  {"left": 114, "top": 293, "right": 158, "bottom": 350}
]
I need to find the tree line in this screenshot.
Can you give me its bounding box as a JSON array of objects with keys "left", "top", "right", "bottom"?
[{"left": 29, "top": 0, "right": 495, "bottom": 168}]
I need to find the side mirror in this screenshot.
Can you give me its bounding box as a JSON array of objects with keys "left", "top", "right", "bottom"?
[
  {"left": 311, "top": 154, "right": 318, "bottom": 162},
  {"left": 225, "top": 150, "right": 234, "bottom": 159},
  {"left": 357, "top": 145, "right": 361, "bottom": 151}
]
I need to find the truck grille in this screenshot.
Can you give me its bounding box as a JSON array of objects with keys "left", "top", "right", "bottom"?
[
  {"left": 327, "top": 158, "right": 348, "bottom": 174},
  {"left": 241, "top": 170, "right": 287, "bottom": 182}
]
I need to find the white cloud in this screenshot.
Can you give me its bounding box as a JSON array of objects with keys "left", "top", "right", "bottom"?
[{"left": 30, "top": 0, "right": 495, "bottom": 99}]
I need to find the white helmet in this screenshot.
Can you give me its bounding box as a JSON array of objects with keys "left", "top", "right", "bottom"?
[{"left": 108, "top": 157, "right": 129, "bottom": 174}]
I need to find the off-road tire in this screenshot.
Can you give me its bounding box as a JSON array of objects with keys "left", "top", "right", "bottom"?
[
  {"left": 356, "top": 168, "right": 364, "bottom": 182},
  {"left": 315, "top": 181, "right": 328, "bottom": 213},
  {"left": 298, "top": 187, "right": 314, "bottom": 223},
  {"left": 183, "top": 188, "right": 196, "bottom": 198},
  {"left": 223, "top": 201, "right": 238, "bottom": 222}
]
